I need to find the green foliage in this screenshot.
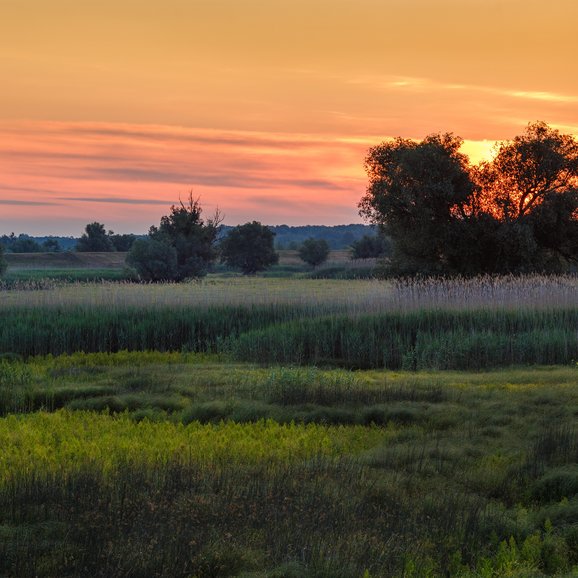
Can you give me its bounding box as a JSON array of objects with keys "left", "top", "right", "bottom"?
[
  {"left": 109, "top": 233, "right": 136, "bottom": 251},
  {"left": 350, "top": 233, "right": 391, "bottom": 259},
  {"left": 360, "top": 132, "right": 473, "bottom": 275},
  {"left": 76, "top": 222, "right": 116, "bottom": 252},
  {"left": 149, "top": 193, "right": 221, "bottom": 280},
  {"left": 220, "top": 221, "right": 279, "bottom": 274},
  {"left": 2, "top": 276, "right": 578, "bottom": 369},
  {"left": 298, "top": 237, "right": 330, "bottom": 267},
  {"left": 126, "top": 238, "right": 178, "bottom": 281}
]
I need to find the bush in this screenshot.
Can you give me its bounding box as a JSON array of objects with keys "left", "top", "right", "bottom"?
[{"left": 126, "top": 238, "right": 178, "bottom": 281}]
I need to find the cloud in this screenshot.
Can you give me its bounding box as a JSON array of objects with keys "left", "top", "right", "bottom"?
[
  {"left": 0, "top": 199, "right": 56, "bottom": 206},
  {"left": 61, "top": 197, "right": 174, "bottom": 205}
]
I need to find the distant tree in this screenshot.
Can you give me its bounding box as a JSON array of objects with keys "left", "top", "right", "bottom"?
[
  {"left": 76, "top": 222, "right": 116, "bottom": 252},
  {"left": 41, "top": 239, "right": 61, "bottom": 252},
  {"left": 220, "top": 221, "right": 279, "bottom": 274},
  {"left": 11, "top": 237, "right": 42, "bottom": 253},
  {"left": 298, "top": 238, "right": 330, "bottom": 268},
  {"left": 110, "top": 233, "right": 137, "bottom": 252},
  {"left": 0, "top": 244, "right": 6, "bottom": 277},
  {"left": 350, "top": 233, "right": 391, "bottom": 259},
  {"left": 148, "top": 193, "right": 222, "bottom": 280},
  {"left": 126, "top": 238, "right": 178, "bottom": 282}
]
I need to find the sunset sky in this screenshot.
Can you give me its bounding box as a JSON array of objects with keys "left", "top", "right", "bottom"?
[{"left": 1, "top": 0, "right": 578, "bottom": 235}]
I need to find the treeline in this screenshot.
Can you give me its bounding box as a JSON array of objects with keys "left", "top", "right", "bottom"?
[{"left": 0, "top": 225, "right": 375, "bottom": 253}]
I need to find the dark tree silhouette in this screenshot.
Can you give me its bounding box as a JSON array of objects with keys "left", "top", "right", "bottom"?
[
  {"left": 149, "top": 193, "right": 222, "bottom": 280},
  {"left": 360, "top": 122, "right": 578, "bottom": 275},
  {"left": 350, "top": 233, "right": 391, "bottom": 259},
  {"left": 298, "top": 238, "right": 330, "bottom": 268},
  {"left": 76, "top": 222, "right": 116, "bottom": 252},
  {"left": 220, "top": 221, "right": 279, "bottom": 275},
  {"left": 0, "top": 244, "right": 6, "bottom": 277},
  {"left": 126, "top": 238, "right": 178, "bottom": 282}
]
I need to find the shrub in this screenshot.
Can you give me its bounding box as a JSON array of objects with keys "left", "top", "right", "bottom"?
[{"left": 126, "top": 238, "right": 178, "bottom": 281}]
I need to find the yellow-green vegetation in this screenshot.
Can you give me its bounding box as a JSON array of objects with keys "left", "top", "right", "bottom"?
[
  {"left": 1, "top": 274, "right": 578, "bottom": 576},
  {"left": 0, "top": 411, "right": 383, "bottom": 477},
  {"left": 0, "top": 351, "right": 577, "bottom": 576}
]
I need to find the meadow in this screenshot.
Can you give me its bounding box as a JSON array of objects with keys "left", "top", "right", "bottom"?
[{"left": 0, "top": 265, "right": 577, "bottom": 576}]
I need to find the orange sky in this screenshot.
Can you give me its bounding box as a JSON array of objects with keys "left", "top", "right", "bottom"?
[{"left": 1, "top": 0, "right": 578, "bottom": 235}]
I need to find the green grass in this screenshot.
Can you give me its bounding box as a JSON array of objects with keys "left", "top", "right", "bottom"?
[
  {"left": 0, "top": 352, "right": 578, "bottom": 575},
  {"left": 1, "top": 303, "right": 577, "bottom": 369}
]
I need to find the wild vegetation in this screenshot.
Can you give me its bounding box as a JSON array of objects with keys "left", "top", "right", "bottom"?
[
  {"left": 1, "top": 276, "right": 577, "bottom": 371},
  {"left": 0, "top": 351, "right": 577, "bottom": 576}
]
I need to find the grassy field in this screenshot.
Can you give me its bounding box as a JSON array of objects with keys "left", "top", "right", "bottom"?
[{"left": 0, "top": 268, "right": 577, "bottom": 576}]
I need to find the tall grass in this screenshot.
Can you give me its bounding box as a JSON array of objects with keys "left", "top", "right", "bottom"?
[{"left": 1, "top": 276, "right": 577, "bottom": 368}]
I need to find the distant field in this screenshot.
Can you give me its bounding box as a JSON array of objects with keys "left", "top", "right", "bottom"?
[
  {"left": 4, "top": 249, "right": 367, "bottom": 271},
  {"left": 5, "top": 251, "right": 128, "bottom": 270}
]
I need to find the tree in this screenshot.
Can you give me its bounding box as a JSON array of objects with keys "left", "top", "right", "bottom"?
[
  {"left": 126, "top": 238, "right": 178, "bottom": 282},
  {"left": 0, "top": 244, "right": 6, "bottom": 277},
  {"left": 76, "top": 222, "right": 116, "bottom": 252},
  {"left": 220, "top": 221, "right": 279, "bottom": 275},
  {"left": 350, "top": 233, "right": 391, "bottom": 259},
  {"left": 359, "top": 122, "right": 578, "bottom": 275},
  {"left": 42, "top": 239, "right": 61, "bottom": 252},
  {"left": 475, "top": 121, "right": 578, "bottom": 221},
  {"left": 110, "top": 233, "right": 136, "bottom": 252},
  {"left": 11, "top": 237, "right": 42, "bottom": 253},
  {"left": 298, "top": 238, "right": 330, "bottom": 268},
  {"left": 149, "top": 193, "right": 222, "bottom": 280}
]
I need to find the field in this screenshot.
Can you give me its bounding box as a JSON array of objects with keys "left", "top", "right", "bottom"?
[{"left": 0, "top": 265, "right": 577, "bottom": 576}]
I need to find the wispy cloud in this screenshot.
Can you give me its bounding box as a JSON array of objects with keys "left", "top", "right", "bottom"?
[
  {"left": 0, "top": 199, "right": 56, "bottom": 206},
  {"left": 0, "top": 120, "right": 369, "bottom": 233},
  {"left": 61, "top": 197, "right": 174, "bottom": 205}
]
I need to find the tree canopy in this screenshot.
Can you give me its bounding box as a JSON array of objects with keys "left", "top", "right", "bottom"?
[
  {"left": 76, "top": 223, "right": 116, "bottom": 252},
  {"left": 220, "top": 221, "right": 279, "bottom": 275},
  {"left": 298, "top": 238, "right": 330, "bottom": 268},
  {"left": 359, "top": 122, "right": 578, "bottom": 275},
  {"left": 148, "top": 193, "right": 222, "bottom": 280},
  {"left": 126, "top": 238, "right": 178, "bottom": 282}
]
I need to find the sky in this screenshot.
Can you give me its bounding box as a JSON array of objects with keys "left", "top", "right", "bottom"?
[{"left": 1, "top": 0, "right": 578, "bottom": 235}]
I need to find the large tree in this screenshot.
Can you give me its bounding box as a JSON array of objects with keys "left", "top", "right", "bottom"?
[
  {"left": 360, "top": 123, "right": 578, "bottom": 275},
  {"left": 149, "top": 193, "right": 222, "bottom": 280},
  {"left": 359, "top": 133, "right": 474, "bottom": 274},
  {"left": 220, "top": 221, "right": 278, "bottom": 275}
]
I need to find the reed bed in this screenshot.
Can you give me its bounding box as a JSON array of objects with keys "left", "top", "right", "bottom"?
[
  {"left": 1, "top": 275, "right": 578, "bottom": 368},
  {"left": 1, "top": 274, "right": 577, "bottom": 312}
]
